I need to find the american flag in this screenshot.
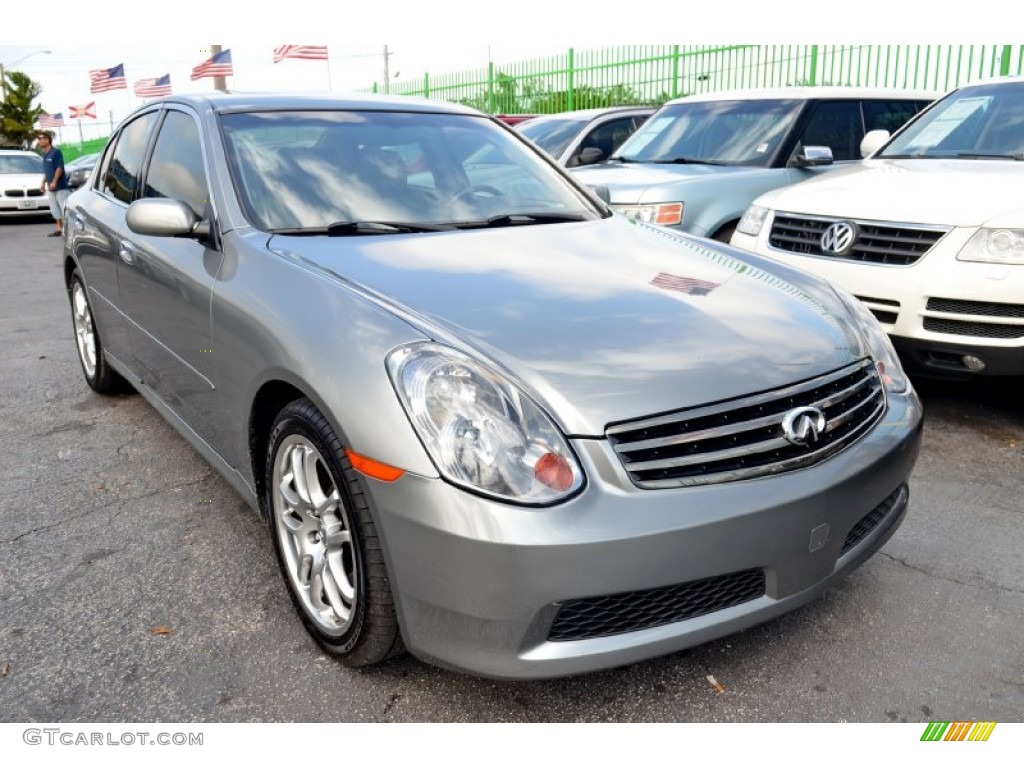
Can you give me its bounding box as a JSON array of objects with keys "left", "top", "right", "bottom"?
[
  {"left": 38, "top": 112, "right": 65, "bottom": 128},
  {"left": 273, "top": 45, "right": 329, "bottom": 63},
  {"left": 134, "top": 74, "right": 172, "bottom": 98},
  {"left": 68, "top": 102, "right": 97, "bottom": 120},
  {"left": 650, "top": 272, "right": 720, "bottom": 296},
  {"left": 89, "top": 63, "right": 127, "bottom": 93},
  {"left": 191, "top": 49, "right": 233, "bottom": 80}
]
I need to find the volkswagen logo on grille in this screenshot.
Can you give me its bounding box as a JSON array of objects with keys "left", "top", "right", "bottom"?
[
  {"left": 820, "top": 221, "right": 857, "bottom": 256},
  {"left": 782, "top": 407, "right": 827, "bottom": 447}
]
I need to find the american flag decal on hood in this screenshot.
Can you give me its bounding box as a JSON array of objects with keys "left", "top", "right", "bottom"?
[{"left": 650, "top": 272, "right": 720, "bottom": 296}]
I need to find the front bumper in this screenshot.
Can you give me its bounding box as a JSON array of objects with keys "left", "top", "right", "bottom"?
[
  {"left": 365, "top": 389, "right": 923, "bottom": 679},
  {"left": 0, "top": 197, "right": 50, "bottom": 215}
]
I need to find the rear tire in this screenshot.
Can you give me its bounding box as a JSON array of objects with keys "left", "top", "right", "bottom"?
[
  {"left": 68, "top": 268, "right": 128, "bottom": 394},
  {"left": 266, "top": 398, "right": 403, "bottom": 666}
]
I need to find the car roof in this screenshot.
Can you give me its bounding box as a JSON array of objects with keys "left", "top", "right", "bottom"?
[
  {"left": 0, "top": 149, "right": 40, "bottom": 156},
  {"left": 667, "top": 86, "right": 942, "bottom": 104},
  {"left": 519, "top": 106, "right": 656, "bottom": 124},
  {"left": 950, "top": 74, "right": 1024, "bottom": 90},
  {"left": 137, "top": 91, "right": 484, "bottom": 117}
]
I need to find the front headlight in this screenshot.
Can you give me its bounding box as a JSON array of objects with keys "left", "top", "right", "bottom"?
[
  {"left": 387, "top": 342, "right": 584, "bottom": 505},
  {"left": 612, "top": 202, "right": 684, "bottom": 226},
  {"left": 736, "top": 205, "right": 770, "bottom": 237},
  {"left": 834, "top": 289, "right": 910, "bottom": 394},
  {"left": 957, "top": 228, "right": 1024, "bottom": 265}
]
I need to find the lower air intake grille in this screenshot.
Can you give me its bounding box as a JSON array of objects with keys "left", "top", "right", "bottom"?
[
  {"left": 841, "top": 484, "right": 907, "bottom": 556},
  {"left": 547, "top": 569, "right": 765, "bottom": 641}
]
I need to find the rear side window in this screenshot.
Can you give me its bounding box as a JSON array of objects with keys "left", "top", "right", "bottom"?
[
  {"left": 143, "top": 110, "right": 209, "bottom": 218},
  {"left": 102, "top": 111, "right": 158, "bottom": 204},
  {"left": 863, "top": 100, "right": 926, "bottom": 134}
]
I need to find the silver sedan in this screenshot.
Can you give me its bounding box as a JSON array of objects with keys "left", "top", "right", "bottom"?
[{"left": 63, "top": 93, "right": 921, "bottom": 679}]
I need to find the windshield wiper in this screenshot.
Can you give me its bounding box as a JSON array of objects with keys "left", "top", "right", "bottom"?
[
  {"left": 452, "top": 212, "right": 588, "bottom": 229},
  {"left": 326, "top": 220, "right": 454, "bottom": 235},
  {"left": 955, "top": 152, "right": 1024, "bottom": 161},
  {"left": 650, "top": 157, "right": 729, "bottom": 165},
  {"left": 270, "top": 221, "right": 452, "bottom": 236}
]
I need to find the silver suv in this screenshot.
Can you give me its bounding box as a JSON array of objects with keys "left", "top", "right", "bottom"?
[{"left": 571, "top": 87, "right": 937, "bottom": 241}]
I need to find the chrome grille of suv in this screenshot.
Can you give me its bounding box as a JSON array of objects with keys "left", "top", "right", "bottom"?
[
  {"left": 769, "top": 214, "right": 947, "bottom": 266},
  {"left": 607, "top": 360, "right": 885, "bottom": 488}
]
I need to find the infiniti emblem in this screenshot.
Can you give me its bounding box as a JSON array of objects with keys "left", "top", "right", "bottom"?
[
  {"left": 820, "top": 221, "right": 857, "bottom": 256},
  {"left": 782, "top": 407, "right": 827, "bottom": 447}
]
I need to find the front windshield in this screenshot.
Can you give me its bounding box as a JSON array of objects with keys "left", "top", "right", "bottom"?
[
  {"left": 0, "top": 154, "right": 43, "bottom": 174},
  {"left": 220, "top": 110, "right": 599, "bottom": 232},
  {"left": 518, "top": 117, "right": 589, "bottom": 157},
  {"left": 614, "top": 99, "right": 802, "bottom": 166},
  {"left": 880, "top": 81, "right": 1024, "bottom": 159}
]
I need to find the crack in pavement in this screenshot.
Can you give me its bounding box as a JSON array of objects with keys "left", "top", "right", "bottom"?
[
  {"left": 0, "top": 473, "right": 219, "bottom": 546},
  {"left": 879, "top": 552, "right": 1024, "bottom": 596}
]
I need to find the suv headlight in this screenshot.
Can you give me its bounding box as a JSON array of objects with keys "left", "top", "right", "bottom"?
[
  {"left": 612, "top": 202, "right": 683, "bottom": 226},
  {"left": 957, "top": 228, "right": 1024, "bottom": 265},
  {"left": 387, "top": 342, "right": 584, "bottom": 505},
  {"left": 736, "top": 205, "right": 770, "bottom": 237},
  {"left": 834, "top": 289, "right": 910, "bottom": 394}
]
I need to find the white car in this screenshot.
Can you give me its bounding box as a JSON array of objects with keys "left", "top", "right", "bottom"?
[
  {"left": 731, "top": 76, "right": 1024, "bottom": 378},
  {"left": 0, "top": 150, "right": 49, "bottom": 216}
]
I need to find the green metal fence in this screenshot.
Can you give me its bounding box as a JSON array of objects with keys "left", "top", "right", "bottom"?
[{"left": 374, "top": 45, "right": 1024, "bottom": 114}]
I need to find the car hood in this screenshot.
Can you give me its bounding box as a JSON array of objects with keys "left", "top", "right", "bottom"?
[
  {"left": 0, "top": 172, "right": 44, "bottom": 189},
  {"left": 269, "top": 218, "right": 865, "bottom": 435},
  {"left": 571, "top": 162, "right": 758, "bottom": 203},
  {"left": 756, "top": 158, "right": 1024, "bottom": 226}
]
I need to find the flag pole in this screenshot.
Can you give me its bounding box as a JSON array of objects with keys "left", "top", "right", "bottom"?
[{"left": 77, "top": 117, "right": 84, "bottom": 147}]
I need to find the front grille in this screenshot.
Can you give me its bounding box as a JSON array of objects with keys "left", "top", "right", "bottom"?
[
  {"left": 923, "top": 318, "right": 1024, "bottom": 339},
  {"left": 869, "top": 309, "right": 898, "bottom": 325},
  {"left": 769, "top": 214, "right": 946, "bottom": 266},
  {"left": 856, "top": 295, "right": 900, "bottom": 325},
  {"left": 608, "top": 360, "right": 885, "bottom": 489},
  {"left": 841, "top": 484, "right": 907, "bottom": 556},
  {"left": 4, "top": 189, "right": 25, "bottom": 198},
  {"left": 926, "top": 297, "right": 1024, "bottom": 319},
  {"left": 547, "top": 569, "right": 765, "bottom": 641},
  {"left": 26, "top": 189, "right": 43, "bottom": 197}
]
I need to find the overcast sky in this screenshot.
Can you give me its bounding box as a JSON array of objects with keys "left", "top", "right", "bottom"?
[{"left": 1, "top": 0, "right": 999, "bottom": 143}]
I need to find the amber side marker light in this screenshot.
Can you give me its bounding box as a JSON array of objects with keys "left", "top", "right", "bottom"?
[{"left": 345, "top": 449, "right": 405, "bottom": 482}]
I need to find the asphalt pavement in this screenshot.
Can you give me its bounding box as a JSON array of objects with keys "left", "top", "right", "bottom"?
[{"left": 1, "top": 216, "right": 1021, "bottom": 722}]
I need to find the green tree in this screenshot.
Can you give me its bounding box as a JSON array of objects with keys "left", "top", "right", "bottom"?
[{"left": 1, "top": 70, "right": 44, "bottom": 148}]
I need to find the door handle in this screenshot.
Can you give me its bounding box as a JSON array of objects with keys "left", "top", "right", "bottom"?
[{"left": 119, "top": 240, "right": 136, "bottom": 265}]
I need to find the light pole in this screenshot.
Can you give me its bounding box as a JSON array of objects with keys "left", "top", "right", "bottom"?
[{"left": 0, "top": 49, "right": 52, "bottom": 101}]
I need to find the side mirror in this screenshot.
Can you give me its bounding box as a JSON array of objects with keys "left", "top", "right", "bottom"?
[
  {"left": 576, "top": 147, "right": 605, "bottom": 166},
  {"left": 792, "top": 145, "right": 834, "bottom": 167},
  {"left": 126, "top": 198, "right": 210, "bottom": 239},
  {"left": 860, "top": 129, "right": 891, "bottom": 158}
]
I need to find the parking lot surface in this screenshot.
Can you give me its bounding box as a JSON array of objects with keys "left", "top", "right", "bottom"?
[{"left": 1, "top": 217, "right": 1021, "bottom": 722}]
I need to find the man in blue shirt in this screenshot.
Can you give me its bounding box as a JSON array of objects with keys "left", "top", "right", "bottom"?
[{"left": 37, "top": 131, "right": 70, "bottom": 237}]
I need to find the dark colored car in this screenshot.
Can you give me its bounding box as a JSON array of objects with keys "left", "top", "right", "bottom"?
[{"left": 66, "top": 152, "right": 101, "bottom": 189}]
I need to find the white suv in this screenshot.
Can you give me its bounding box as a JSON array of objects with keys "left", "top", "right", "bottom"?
[{"left": 731, "top": 77, "right": 1024, "bottom": 378}]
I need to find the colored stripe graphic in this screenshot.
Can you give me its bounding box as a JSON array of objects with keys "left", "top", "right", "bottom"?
[{"left": 921, "top": 721, "right": 996, "bottom": 741}]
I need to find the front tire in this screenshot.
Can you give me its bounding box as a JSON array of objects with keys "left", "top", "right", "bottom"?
[{"left": 266, "top": 398, "right": 403, "bottom": 666}]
